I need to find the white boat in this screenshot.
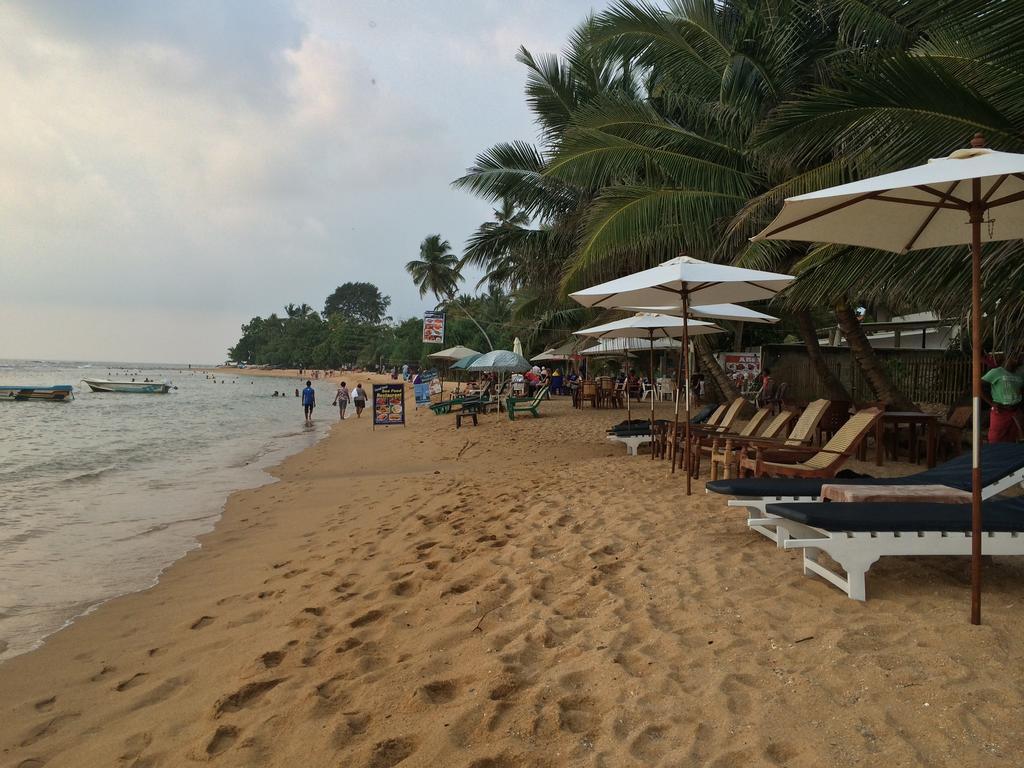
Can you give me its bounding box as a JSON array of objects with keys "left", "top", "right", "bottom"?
[{"left": 81, "top": 378, "right": 172, "bottom": 394}]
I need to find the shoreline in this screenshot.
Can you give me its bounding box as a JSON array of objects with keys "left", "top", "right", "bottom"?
[{"left": 2, "top": 394, "right": 1023, "bottom": 766}]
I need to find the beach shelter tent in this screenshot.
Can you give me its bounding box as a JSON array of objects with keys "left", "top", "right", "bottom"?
[
  {"left": 571, "top": 257, "right": 794, "bottom": 492},
  {"left": 753, "top": 134, "right": 1024, "bottom": 625},
  {"left": 575, "top": 314, "right": 722, "bottom": 427}
]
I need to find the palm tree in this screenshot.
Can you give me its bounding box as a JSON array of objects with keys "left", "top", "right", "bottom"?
[{"left": 406, "top": 235, "right": 493, "bottom": 350}]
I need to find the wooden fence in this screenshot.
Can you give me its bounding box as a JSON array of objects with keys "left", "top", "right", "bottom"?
[{"left": 706, "top": 344, "right": 972, "bottom": 408}]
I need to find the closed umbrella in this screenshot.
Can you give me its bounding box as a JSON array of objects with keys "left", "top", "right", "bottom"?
[
  {"left": 753, "top": 134, "right": 1024, "bottom": 625},
  {"left": 513, "top": 337, "right": 524, "bottom": 357},
  {"left": 571, "top": 257, "right": 794, "bottom": 492}
]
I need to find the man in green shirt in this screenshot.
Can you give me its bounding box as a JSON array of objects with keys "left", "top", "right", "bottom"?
[{"left": 982, "top": 357, "right": 1023, "bottom": 442}]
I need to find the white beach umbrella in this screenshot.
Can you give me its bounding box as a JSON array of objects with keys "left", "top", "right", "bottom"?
[
  {"left": 753, "top": 134, "right": 1024, "bottom": 625},
  {"left": 428, "top": 345, "right": 481, "bottom": 361},
  {"left": 575, "top": 313, "right": 722, "bottom": 430},
  {"left": 625, "top": 303, "right": 780, "bottom": 324},
  {"left": 571, "top": 257, "right": 794, "bottom": 491},
  {"left": 512, "top": 337, "right": 524, "bottom": 357}
]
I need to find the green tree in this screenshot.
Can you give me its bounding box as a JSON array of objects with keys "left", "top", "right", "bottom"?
[
  {"left": 406, "top": 235, "right": 494, "bottom": 350},
  {"left": 323, "top": 282, "right": 391, "bottom": 325}
]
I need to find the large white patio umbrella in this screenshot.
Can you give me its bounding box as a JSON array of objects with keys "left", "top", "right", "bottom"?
[
  {"left": 575, "top": 313, "right": 722, "bottom": 431},
  {"left": 625, "top": 303, "right": 780, "bottom": 324},
  {"left": 753, "top": 134, "right": 1024, "bottom": 625},
  {"left": 428, "top": 345, "right": 480, "bottom": 361},
  {"left": 571, "top": 257, "right": 794, "bottom": 492}
]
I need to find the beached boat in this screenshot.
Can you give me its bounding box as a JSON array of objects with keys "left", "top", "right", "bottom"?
[
  {"left": 81, "top": 378, "right": 171, "bottom": 394},
  {"left": 0, "top": 385, "right": 75, "bottom": 402}
]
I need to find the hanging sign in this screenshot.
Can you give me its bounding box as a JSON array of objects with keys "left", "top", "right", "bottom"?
[
  {"left": 372, "top": 383, "right": 406, "bottom": 427},
  {"left": 422, "top": 311, "right": 445, "bottom": 344}
]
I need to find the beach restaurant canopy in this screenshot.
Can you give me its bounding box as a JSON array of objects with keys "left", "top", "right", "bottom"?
[
  {"left": 571, "top": 257, "right": 794, "bottom": 490},
  {"left": 753, "top": 135, "right": 1024, "bottom": 625},
  {"left": 532, "top": 338, "right": 582, "bottom": 362},
  {"left": 428, "top": 345, "right": 480, "bottom": 362}
]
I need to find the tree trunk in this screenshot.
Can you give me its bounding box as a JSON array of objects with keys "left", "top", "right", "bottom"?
[
  {"left": 694, "top": 337, "right": 741, "bottom": 403},
  {"left": 795, "top": 309, "right": 851, "bottom": 401},
  {"left": 833, "top": 297, "right": 915, "bottom": 409},
  {"left": 447, "top": 296, "right": 493, "bottom": 351}
]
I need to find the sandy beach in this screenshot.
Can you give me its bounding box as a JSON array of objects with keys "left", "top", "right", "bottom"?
[{"left": 2, "top": 384, "right": 1024, "bottom": 767}]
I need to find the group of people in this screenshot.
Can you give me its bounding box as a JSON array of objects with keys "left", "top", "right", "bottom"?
[
  {"left": 300, "top": 379, "right": 367, "bottom": 425},
  {"left": 511, "top": 365, "right": 567, "bottom": 395}
]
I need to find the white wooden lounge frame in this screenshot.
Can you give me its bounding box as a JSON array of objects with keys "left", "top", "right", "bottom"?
[
  {"left": 723, "top": 464, "right": 1024, "bottom": 546},
  {"left": 749, "top": 515, "right": 1024, "bottom": 601},
  {"left": 608, "top": 434, "right": 652, "bottom": 456}
]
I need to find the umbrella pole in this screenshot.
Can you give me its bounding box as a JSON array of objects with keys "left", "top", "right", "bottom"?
[
  {"left": 671, "top": 335, "right": 682, "bottom": 475},
  {"left": 683, "top": 292, "right": 691, "bottom": 494},
  {"left": 625, "top": 347, "right": 631, "bottom": 424},
  {"left": 970, "top": 185, "right": 983, "bottom": 625},
  {"left": 649, "top": 332, "right": 656, "bottom": 438}
]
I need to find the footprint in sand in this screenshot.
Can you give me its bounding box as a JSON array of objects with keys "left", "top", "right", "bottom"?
[
  {"left": 557, "top": 695, "right": 600, "bottom": 734},
  {"left": 33, "top": 696, "right": 56, "bottom": 712},
  {"left": 214, "top": 679, "right": 285, "bottom": 717},
  {"left": 115, "top": 672, "right": 148, "bottom": 692},
  {"left": 336, "top": 637, "right": 362, "bottom": 654},
  {"left": 260, "top": 650, "right": 286, "bottom": 668},
  {"left": 206, "top": 725, "right": 239, "bottom": 756},
  {"left": 190, "top": 616, "right": 215, "bottom": 630},
  {"left": 19, "top": 712, "right": 80, "bottom": 747},
  {"left": 367, "top": 736, "right": 417, "bottom": 768},
  {"left": 349, "top": 609, "right": 383, "bottom": 628},
  {"left": 420, "top": 679, "right": 458, "bottom": 704}
]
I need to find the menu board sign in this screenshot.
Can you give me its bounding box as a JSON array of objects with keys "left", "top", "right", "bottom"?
[
  {"left": 372, "top": 384, "right": 406, "bottom": 428},
  {"left": 422, "top": 311, "right": 445, "bottom": 344}
]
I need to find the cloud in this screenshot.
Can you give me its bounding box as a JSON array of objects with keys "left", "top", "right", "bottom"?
[{"left": 0, "top": 0, "right": 597, "bottom": 362}]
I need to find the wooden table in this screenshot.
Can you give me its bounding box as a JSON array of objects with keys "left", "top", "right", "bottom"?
[{"left": 873, "top": 411, "right": 937, "bottom": 468}]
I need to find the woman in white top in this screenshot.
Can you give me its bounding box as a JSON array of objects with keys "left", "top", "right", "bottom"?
[
  {"left": 332, "top": 381, "right": 350, "bottom": 419},
  {"left": 351, "top": 383, "right": 367, "bottom": 418}
]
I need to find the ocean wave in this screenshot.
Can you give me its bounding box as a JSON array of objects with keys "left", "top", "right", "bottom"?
[{"left": 59, "top": 465, "right": 118, "bottom": 484}]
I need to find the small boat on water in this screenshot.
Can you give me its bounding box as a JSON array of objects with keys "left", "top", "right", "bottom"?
[
  {"left": 81, "top": 378, "right": 172, "bottom": 394},
  {"left": 0, "top": 385, "right": 75, "bottom": 402}
]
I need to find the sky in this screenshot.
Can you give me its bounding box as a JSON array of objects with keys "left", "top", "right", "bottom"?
[{"left": 0, "top": 0, "right": 599, "bottom": 364}]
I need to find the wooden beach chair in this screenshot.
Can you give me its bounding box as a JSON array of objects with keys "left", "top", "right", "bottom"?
[
  {"left": 506, "top": 386, "right": 549, "bottom": 420},
  {"left": 688, "top": 406, "right": 771, "bottom": 478},
  {"left": 669, "top": 402, "right": 728, "bottom": 468},
  {"left": 708, "top": 408, "right": 794, "bottom": 480},
  {"left": 739, "top": 407, "right": 882, "bottom": 479},
  {"left": 763, "top": 497, "right": 1024, "bottom": 600}
]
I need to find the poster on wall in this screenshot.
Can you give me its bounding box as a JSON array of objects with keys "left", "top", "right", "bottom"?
[
  {"left": 372, "top": 383, "right": 406, "bottom": 428},
  {"left": 721, "top": 352, "right": 761, "bottom": 389},
  {"left": 422, "top": 311, "right": 445, "bottom": 344}
]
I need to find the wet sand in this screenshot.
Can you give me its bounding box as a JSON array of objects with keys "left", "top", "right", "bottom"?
[{"left": 2, "top": 388, "right": 1023, "bottom": 767}]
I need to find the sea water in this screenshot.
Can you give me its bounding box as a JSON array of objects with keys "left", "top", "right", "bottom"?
[{"left": 0, "top": 360, "right": 334, "bottom": 661}]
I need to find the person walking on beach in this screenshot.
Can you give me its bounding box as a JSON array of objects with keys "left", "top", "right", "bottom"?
[
  {"left": 302, "top": 380, "right": 316, "bottom": 425},
  {"left": 982, "top": 356, "right": 1023, "bottom": 442},
  {"left": 333, "top": 381, "right": 350, "bottom": 420},
  {"left": 352, "top": 383, "right": 367, "bottom": 418}
]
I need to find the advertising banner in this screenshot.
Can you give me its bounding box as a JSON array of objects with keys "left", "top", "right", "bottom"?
[
  {"left": 414, "top": 383, "right": 431, "bottom": 406},
  {"left": 422, "top": 311, "right": 445, "bottom": 344},
  {"left": 372, "top": 383, "right": 406, "bottom": 428},
  {"left": 721, "top": 352, "right": 761, "bottom": 388}
]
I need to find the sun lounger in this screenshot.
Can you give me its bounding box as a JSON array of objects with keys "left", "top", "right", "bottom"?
[
  {"left": 738, "top": 407, "right": 881, "bottom": 479},
  {"left": 506, "top": 386, "right": 549, "bottom": 420},
  {"left": 708, "top": 409, "right": 794, "bottom": 480},
  {"left": 708, "top": 443, "right": 1024, "bottom": 544},
  {"left": 761, "top": 497, "right": 1024, "bottom": 600},
  {"left": 688, "top": 407, "right": 772, "bottom": 478}
]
